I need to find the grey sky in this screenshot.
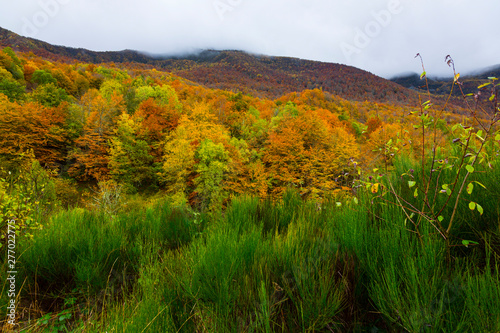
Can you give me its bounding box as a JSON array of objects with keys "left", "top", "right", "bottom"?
[{"left": 1, "top": 0, "right": 498, "bottom": 78}]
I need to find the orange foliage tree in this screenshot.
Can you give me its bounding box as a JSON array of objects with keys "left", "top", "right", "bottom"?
[
  {"left": 264, "top": 109, "right": 359, "bottom": 199},
  {"left": 0, "top": 94, "right": 69, "bottom": 168},
  {"left": 68, "top": 90, "right": 126, "bottom": 181},
  {"left": 134, "top": 98, "right": 180, "bottom": 142}
]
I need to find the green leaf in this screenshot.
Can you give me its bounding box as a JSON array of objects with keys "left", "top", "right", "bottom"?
[
  {"left": 466, "top": 165, "right": 475, "bottom": 173},
  {"left": 490, "top": 94, "right": 496, "bottom": 102},
  {"left": 462, "top": 239, "right": 479, "bottom": 247},
  {"left": 495, "top": 134, "right": 500, "bottom": 141},
  {"left": 469, "top": 202, "right": 476, "bottom": 211},
  {"left": 438, "top": 215, "right": 444, "bottom": 222},
  {"left": 476, "top": 203, "right": 484, "bottom": 215},
  {"left": 467, "top": 183, "right": 474, "bottom": 195},
  {"left": 408, "top": 181, "right": 416, "bottom": 188},
  {"left": 473, "top": 181, "right": 487, "bottom": 189},
  {"left": 59, "top": 313, "right": 72, "bottom": 321},
  {"left": 414, "top": 188, "right": 418, "bottom": 198},
  {"left": 478, "top": 82, "right": 492, "bottom": 89},
  {"left": 442, "top": 184, "right": 452, "bottom": 196},
  {"left": 420, "top": 71, "right": 426, "bottom": 80}
]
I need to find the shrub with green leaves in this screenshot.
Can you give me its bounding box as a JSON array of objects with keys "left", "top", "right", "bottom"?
[{"left": 0, "top": 154, "right": 57, "bottom": 245}]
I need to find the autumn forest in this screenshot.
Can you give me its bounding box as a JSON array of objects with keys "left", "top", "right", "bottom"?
[{"left": 0, "top": 43, "right": 446, "bottom": 210}]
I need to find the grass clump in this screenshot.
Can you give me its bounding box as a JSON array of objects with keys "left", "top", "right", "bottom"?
[{"left": 2, "top": 179, "right": 500, "bottom": 332}]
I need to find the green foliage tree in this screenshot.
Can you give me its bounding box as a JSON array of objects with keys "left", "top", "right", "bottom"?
[
  {"left": 95, "top": 66, "right": 130, "bottom": 81},
  {"left": 2, "top": 47, "right": 21, "bottom": 68},
  {"left": 0, "top": 69, "right": 25, "bottom": 101},
  {"left": 0, "top": 47, "right": 24, "bottom": 81},
  {"left": 194, "top": 139, "right": 231, "bottom": 212},
  {"left": 109, "top": 113, "right": 155, "bottom": 192},
  {"left": 135, "top": 84, "right": 180, "bottom": 107},
  {"left": 30, "top": 82, "right": 70, "bottom": 107},
  {"left": 270, "top": 101, "right": 299, "bottom": 128},
  {"left": 100, "top": 79, "right": 123, "bottom": 101},
  {"left": 240, "top": 106, "right": 268, "bottom": 146},
  {"left": 32, "top": 69, "right": 57, "bottom": 86}
]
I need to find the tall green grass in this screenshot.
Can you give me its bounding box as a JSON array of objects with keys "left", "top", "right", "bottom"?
[
  {"left": 93, "top": 190, "right": 353, "bottom": 332},
  {"left": 463, "top": 258, "right": 500, "bottom": 332},
  {"left": 334, "top": 155, "right": 500, "bottom": 332},
  {"left": 4, "top": 178, "right": 500, "bottom": 332},
  {"left": 92, "top": 247, "right": 177, "bottom": 333},
  {"left": 3, "top": 199, "right": 199, "bottom": 331},
  {"left": 337, "top": 203, "right": 467, "bottom": 332},
  {"left": 19, "top": 209, "right": 135, "bottom": 294}
]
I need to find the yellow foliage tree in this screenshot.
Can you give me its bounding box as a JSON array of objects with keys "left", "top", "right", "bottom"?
[{"left": 161, "top": 103, "right": 230, "bottom": 206}]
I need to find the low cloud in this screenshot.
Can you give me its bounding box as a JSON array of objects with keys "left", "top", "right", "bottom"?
[{"left": 1, "top": 0, "right": 498, "bottom": 78}]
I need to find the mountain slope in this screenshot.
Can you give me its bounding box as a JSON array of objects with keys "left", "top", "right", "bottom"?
[
  {"left": 0, "top": 26, "right": 455, "bottom": 106},
  {"left": 0, "top": 27, "right": 156, "bottom": 63},
  {"left": 156, "top": 50, "right": 419, "bottom": 103},
  {"left": 391, "top": 65, "right": 500, "bottom": 97}
]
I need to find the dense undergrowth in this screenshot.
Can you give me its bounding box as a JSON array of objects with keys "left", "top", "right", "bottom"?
[{"left": 1, "top": 153, "right": 499, "bottom": 332}]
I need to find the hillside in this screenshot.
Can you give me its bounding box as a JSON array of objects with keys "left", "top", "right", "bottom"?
[
  {"left": 391, "top": 65, "right": 500, "bottom": 97},
  {"left": 1, "top": 26, "right": 432, "bottom": 105},
  {"left": 155, "top": 49, "right": 418, "bottom": 103}
]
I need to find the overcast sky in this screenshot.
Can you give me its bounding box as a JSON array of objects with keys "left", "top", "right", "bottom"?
[{"left": 1, "top": 0, "right": 498, "bottom": 78}]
